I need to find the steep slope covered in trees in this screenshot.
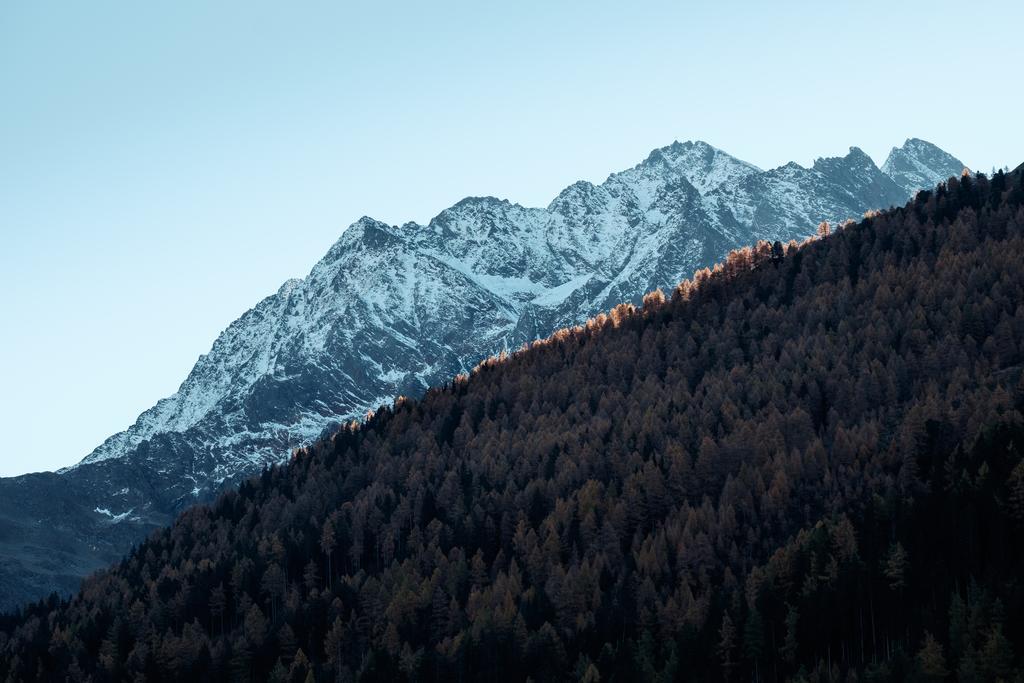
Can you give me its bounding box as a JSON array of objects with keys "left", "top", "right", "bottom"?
[
  {"left": 0, "top": 138, "right": 964, "bottom": 613},
  {"left": 2, "top": 167, "right": 1024, "bottom": 681}
]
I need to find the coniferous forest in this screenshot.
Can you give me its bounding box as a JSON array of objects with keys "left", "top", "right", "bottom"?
[{"left": 3, "top": 166, "right": 1024, "bottom": 681}]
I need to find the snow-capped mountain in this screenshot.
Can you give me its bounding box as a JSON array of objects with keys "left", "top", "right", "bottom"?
[
  {"left": 0, "top": 138, "right": 964, "bottom": 611},
  {"left": 881, "top": 137, "right": 968, "bottom": 196}
]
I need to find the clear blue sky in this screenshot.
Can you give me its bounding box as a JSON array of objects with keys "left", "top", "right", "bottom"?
[{"left": 2, "top": 0, "right": 1022, "bottom": 476}]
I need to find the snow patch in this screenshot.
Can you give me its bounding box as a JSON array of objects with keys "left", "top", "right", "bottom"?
[{"left": 94, "top": 507, "right": 134, "bottom": 523}]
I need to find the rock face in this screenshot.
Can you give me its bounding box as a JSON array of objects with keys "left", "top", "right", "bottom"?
[
  {"left": 881, "top": 138, "right": 968, "bottom": 196},
  {"left": 0, "top": 138, "right": 964, "bottom": 612}
]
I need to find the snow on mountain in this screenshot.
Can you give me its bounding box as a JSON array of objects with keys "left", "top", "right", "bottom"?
[
  {"left": 881, "top": 138, "right": 966, "bottom": 196},
  {"left": 0, "top": 137, "right": 965, "bottom": 611},
  {"left": 645, "top": 140, "right": 762, "bottom": 195},
  {"left": 705, "top": 146, "right": 912, "bottom": 244}
]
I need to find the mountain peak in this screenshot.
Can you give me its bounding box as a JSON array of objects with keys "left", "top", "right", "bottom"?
[
  {"left": 450, "top": 195, "right": 511, "bottom": 210},
  {"left": 277, "top": 278, "right": 302, "bottom": 296},
  {"left": 811, "top": 146, "right": 876, "bottom": 172},
  {"left": 648, "top": 139, "right": 715, "bottom": 159},
  {"left": 324, "top": 216, "right": 403, "bottom": 260},
  {"left": 882, "top": 138, "right": 965, "bottom": 195},
  {"left": 638, "top": 139, "right": 760, "bottom": 195},
  {"left": 902, "top": 137, "right": 941, "bottom": 151}
]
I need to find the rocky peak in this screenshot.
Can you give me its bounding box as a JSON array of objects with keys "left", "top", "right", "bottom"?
[
  {"left": 882, "top": 138, "right": 966, "bottom": 196},
  {"left": 637, "top": 140, "right": 761, "bottom": 196}
]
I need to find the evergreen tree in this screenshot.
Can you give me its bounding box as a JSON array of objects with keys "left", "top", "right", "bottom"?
[{"left": 915, "top": 632, "right": 949, "bottom": 681}]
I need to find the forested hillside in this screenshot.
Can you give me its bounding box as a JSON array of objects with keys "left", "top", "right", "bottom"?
[
  {"left": 0, "top": 138, "right": 962, "bottom": 615},
  {"left": 3, "top": 167, "right": 1024, "bottom": 682}
]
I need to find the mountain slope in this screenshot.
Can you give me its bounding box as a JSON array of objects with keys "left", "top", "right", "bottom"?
[
  {"left": 706, "top": 146, "right": 908, "bottom": 243},
  {"left": 881, "top": 137, "right": 968, "bottom": 195},
  {"left": 2, "top": 166, "right": 1022, "bottom": 681},
  {"left": 0, "top": 138, "right": 965, "bottom": 611}
]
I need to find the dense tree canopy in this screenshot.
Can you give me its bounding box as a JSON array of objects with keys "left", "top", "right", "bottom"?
[{"left": 3, "top": 167, "right": 1024, "bottom": 681}]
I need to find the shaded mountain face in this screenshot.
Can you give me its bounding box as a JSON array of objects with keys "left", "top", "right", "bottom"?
[{"left": 0, "top": 138, "right": 964, "bottom": 611}]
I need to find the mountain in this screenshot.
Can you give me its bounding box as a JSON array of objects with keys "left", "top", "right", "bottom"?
[
  {"left": 2, "top": 166, "right": 1022, "bottom": 681},
  {"left": 0, "top": 138, "right": 964, "bottom": 612},
  {"left": 881, "top": 137, "right": 969, "bottom": 196}
]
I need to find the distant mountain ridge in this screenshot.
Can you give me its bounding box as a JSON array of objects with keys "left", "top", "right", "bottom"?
[{"left": 0, "top": 137, "right": 964, "bottom": 611}]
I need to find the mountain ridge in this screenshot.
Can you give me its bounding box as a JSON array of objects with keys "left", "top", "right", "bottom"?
[
  {"left": 3, "top": 164, "right": 1021, "bottom": 680},
  {"left": 0, "top": 137, "right": 965, "bottom": 611}
]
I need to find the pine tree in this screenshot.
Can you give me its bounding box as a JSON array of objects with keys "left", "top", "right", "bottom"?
[
  {"left": 719, "top": 612, "right": 737, "bottom": 680},
  {"left": 982, "top": 625, "right": 1014, "bottom": 680},
  {"left": 303, "top": 559, "right": 320, "bottom": 592},
  {"left": 209, "top": 583, "right": 227, "bottom": 636},
  {"left": 1008, "top": 459, "right": 1024, "bottom": 523},
  {"left": 324, "top": 616, "right": 346, "bottom": 681},
  {"left": 268, "top": 659, "right": 288, "bottom": 683},
  {"left": 743, "top": 608, "right": 765, "bottom": 660},
  {"left": 321, "top": 517, "right": 337, "bottom": 592},
  {"left": 948, "top": 591, "right": 967, "bottom": 662},
  {"left": 244, "top": 604, "right": 268, "bottom": 647},
  {"left": 781, "top": 604, "right": 799, "bottom": 664},
  {"left": 884, "top": 542, "right": 909, "bottom": 591},
  {"left": 915, "top": 632, "right": 949, "bottom": 681}
]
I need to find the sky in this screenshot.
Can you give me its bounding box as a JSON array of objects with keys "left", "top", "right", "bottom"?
[{"left": 1, "top": 0, "right": 1022, "bottom": 477}]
